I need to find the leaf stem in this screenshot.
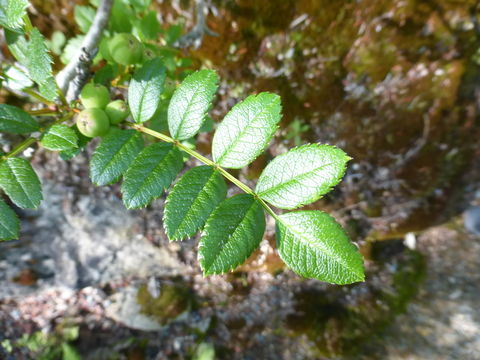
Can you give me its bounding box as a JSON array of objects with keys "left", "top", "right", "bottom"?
[
  {"left": 128, "top": 123, "right": 279, "bottom": 219},
  {"left": 23, "top": 88, "right": 56, "bottom": 107}
]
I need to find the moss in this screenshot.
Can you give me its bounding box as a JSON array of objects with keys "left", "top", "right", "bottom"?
[
  {"left": 136, "top": 280, "right": 192, "bottom": 325},
  {"left": 285, "top": 242, "right": 426, "bottom": 357}
]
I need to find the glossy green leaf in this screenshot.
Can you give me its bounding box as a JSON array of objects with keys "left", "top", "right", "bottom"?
[
  {"left": 0, "top": 104, "right": 39, "bottom": 134},
  {"left": 121, "top": 142, "right": 183, "bottom": 209},
  {"left": 41, "top": 124, "right": 78, "bottom": 151},
  {"left": 59, "top": 128, "right": 91, "bottom": 161},
  {"left": 198, "top": 194, "right": 265, "bottom": 275},
  {"left": 164, "top": 166, "right": 227, "bottom": 241},
  {"left": 74, "top": 5, "right": 95, "bottom": 33},
  {"left": 0, "top": 157, "right": 42, "bottom": 209},
  {"left": 276, "top": 211, "right": 364, "bottom": 284},
  {"left": 128, "top": 58, "right": 166, "bottom": 123},
  {"left": 90, "top": 129, "right": 144, "bottom": 186},
  {"left": 0, "top": 198, "right": 20, "bottom": 241},
  {"left": 256, "top": 144, "right": 350, "bottom": 209},
  {"left": 26, "top": 28, "right": 57, "bottom": 101},
  {"left": 0, "top": 0, "right": 28, "bottom": 31},
  {"left": 212, "top": 92, "right": 282, "bottom": 169},
  {"left": 168, "top": 69, "right": 219, "bottom": 140}
]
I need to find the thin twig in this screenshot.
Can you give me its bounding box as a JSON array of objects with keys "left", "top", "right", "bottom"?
[
  {"left": 174, "top": 0, "right": 219, "bottom": 49},
  {"left": 55, "top": 0, "right": 113, "bottom": 102}
]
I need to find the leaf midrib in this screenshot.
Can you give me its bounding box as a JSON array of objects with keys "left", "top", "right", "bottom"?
[
  {"left": 47, "top": 128, "right": 77, "bottom": 147},
  {"left": 124, "top": 148, "right": 176, "bottom": 207},
  {"left": 279, "top": 217, "right": 362, "bottom": 280},
  {"left": 94, "top": 132, "right": 138, "bottom": 183},
  {"left": 0, "top": 219, "right": 15, "bottom": 237},
  {"left": 2, "top": 159, "right": 37, "bottom": 208},
  {"left": 170, "top": 169, "right": 218, "bottom": 239},
  {"left": 258, "top": 161, "right": 338, "bottom": 197},
  {"left": 204, "top": 199, "right": 259, "bottom": 272},
  {"left": 173, "top": 72, "right": 214, "bottom": 139},
  {"left": 215, "top": 96, "right": 278, "bottom": 164}
]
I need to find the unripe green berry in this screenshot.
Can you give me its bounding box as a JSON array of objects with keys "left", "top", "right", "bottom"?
[
  {"left": 76, "top": 108, "right": 110, "bottom": 138},
  {"left": 105, "top": 100, "right": 129, "bottom": 124},
  {"left": 80, "top": 83, "right": 111, "bottom": 109},
  {"left": 109, "top": 33, "right": 143, "bottom": 65},
  {"left": 99, "top": 37, "right": 115, "bottom": 63}
]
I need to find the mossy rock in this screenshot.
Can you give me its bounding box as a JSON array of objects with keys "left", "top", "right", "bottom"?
[{"left": 136, "top": 280, "right": 192, "bottom": 325}]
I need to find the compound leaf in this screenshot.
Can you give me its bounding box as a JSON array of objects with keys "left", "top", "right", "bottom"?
[
  {"left": 0, "top": 104, "right": 39, "bottom": 134},
  {"left": 212, "top": 92, "right": 281, "bottom": 169},
  {"left": 0, "top": 198, "right": 20, "bottom": 241},
  {"left": 198, "top": 194, "right": 265, "bottom": 275},
  {"left": 128, "top": 57, "right": 166, "bottom": 123},
  {"left": 121, "top": 142, "right": 183, "bottom": 209},
  {"left": 276, "top": 211, "right": 364, "bottom": 284},
  {"left": 164, "top": 165, "right": 227, "bottom": 241},
  {"left": 168, "top": 69, "right": 219, "bottom": 140},
  {"left": 41, "top": 124, "right": 78, "bottom": 151},
  {"left": 256, "top": 144, "right": 350, "bottom": 209},
  {"left": 0, "top": 0, "right": 28, "bottom": 31},
  {"left": 26, "top": 28, "right": 57, "bottom": 101},
  {"left": 0, "top": 157, "right": 42, "bottom": 209},
  {"left": 90, "top": 129, "right": 144, "bottom": 186}
]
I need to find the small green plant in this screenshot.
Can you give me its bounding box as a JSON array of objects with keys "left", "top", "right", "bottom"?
[
  {"left": 0, "top": 0, "right": 364, "bottom": 284},
  {"left": 4, "top": 325, "right": 80, "bottom": 360}
]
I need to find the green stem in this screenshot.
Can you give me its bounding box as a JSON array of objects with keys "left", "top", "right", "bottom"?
[
  {"left": 27, "top": 108, "right": 59, "bottom": 116},
  {"left": 2, "top": 112, "right": 74, "bottom": 160},
  {"left": 128, "top": 123, "right": 279, "bottom": 219},
  {"left": 23, "top": 88, "right": 56, "bottom": 107}
]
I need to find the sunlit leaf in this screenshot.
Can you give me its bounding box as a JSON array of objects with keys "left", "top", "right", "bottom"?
[
  {"left": 0, "top": 157, "right": 42, "bottom": 209},
  {"left": 199, "top": 194, "right": 265, "bottom": 275},
  {"left": 212, "top": 92, "right": 281, "bottom": 169},
  {"left": 276, "top": 211, "right": 364, "bottom": 284},
  {"left": 164, "top": 166, "right": 227, "bottom": 241}
]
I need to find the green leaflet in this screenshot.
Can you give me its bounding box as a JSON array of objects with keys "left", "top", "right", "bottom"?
[
  {"left": 0, "top": 0, "right": 28, "bottom": 31},
  {"left": 121, "top": 142, "right": 183, "bottom": 209},
  {"left": 0, "top": 198, "right": 20, "bottom": 241},
  {"left": 198, "top": 194, "right": 265, "bottom": 275},
  {"left": 168, "top": 69, "right": 219, "bottom": 140},
  {"left": 26, "top": 28, "right": 58, "bottom": 101},
  {"left": 0, "top": 157, "right": 43, "bottom": 209},
  {"left": 164, "top": 166, "right": 227, "bottom": 241},
  {"left": 256, "top": 144, "right": 350, "bottom": 209},
  {"left": 136, "top": 11, "right": 160, "bottom": 41},
  {"left": 74, "top": 5, "right": 95, "bottom": 33},
  {"left": 90, "top": 129, "right": 144, "bottom": 186},
  {"left": 212, "top": 92, "right": 282, "bottom": 169},
  {"left": 41, "top": 124, "right": 78, "bottom": 151},
  {"left": 5, "top": 29, "right": 29, "bottom": 70},
  {"left": 5, "top": 25, "right": 57, "bottom": 102},
  {"left": 0, "top": 104, "right": 39, "bottom": 134},
  {"left": 60, "top": 127, "right": 91, "bottom": 161},
  {"left": 128, "top": 57, "right": 166, "bottom": 123},
  {"left": 276, "top": 211, "right": 364, "bottom": 285}
]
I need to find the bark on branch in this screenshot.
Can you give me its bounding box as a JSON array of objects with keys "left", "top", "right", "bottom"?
[
  {"left": 55, "top": 0, "right": 113, "bottom": 102},
  {"left": 174, "top": 0, "right": 218, "bottom": 49}
]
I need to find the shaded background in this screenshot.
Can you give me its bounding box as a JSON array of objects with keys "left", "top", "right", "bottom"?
[{"left": 1, "top": 0, "right": 480, "bottom": 359}]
